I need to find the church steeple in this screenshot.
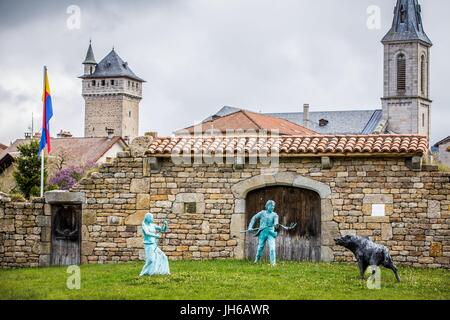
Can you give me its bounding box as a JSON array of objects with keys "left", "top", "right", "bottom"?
[
  {"left": 382, "top": 0, "right": 432, "bottom": 46},
  {"left": 381, "top": 0, "right": 432, "bottom": 139}
]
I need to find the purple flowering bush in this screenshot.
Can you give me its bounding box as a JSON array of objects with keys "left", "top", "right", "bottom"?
[{"left": 49, "top": 161, "right": 97, "bottom": 190}]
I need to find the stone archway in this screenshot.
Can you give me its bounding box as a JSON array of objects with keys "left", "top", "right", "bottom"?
[{"left": 230, "top": 172, "right": 338, "bottom": 262}]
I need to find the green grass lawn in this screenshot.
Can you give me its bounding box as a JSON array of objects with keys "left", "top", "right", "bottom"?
[{"left": 0, "top": 260, "right": 449, "bottom": 300}]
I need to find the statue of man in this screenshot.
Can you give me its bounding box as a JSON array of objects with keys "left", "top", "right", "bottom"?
[{"left": 247, "top": 200, "right": 279, "bottom": 266}]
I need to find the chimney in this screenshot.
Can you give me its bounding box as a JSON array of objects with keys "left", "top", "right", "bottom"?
[
  {"left": 303, "top": 104, "right": 310, "bottom": 129},
  {"left": 106, "top": 128, "right": 114, "bottom": 140},
  {"left": 57, "top": 130, "right": 73, "bottom": 138},
  {"left": 145, "top": 132, "right": 158, "bottom": 138},
  {"left": 24, "top": 132, "right": 32, "bottom": 139}
]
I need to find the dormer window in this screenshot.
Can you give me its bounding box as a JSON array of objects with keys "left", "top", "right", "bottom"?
[
  {"left": 319, "top": 119, "right": 329, "bottom": 127},
  {"left": 400, "top": 5, "right": 406, "bottom": 23}
]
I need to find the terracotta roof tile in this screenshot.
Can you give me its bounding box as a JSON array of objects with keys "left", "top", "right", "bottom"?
[
  {"left": 176, "top": 110, "right": 317, "bottom": 136},
  {"left": 0, "top": 137, "right": 126, "bottom": 167},
  {"left": 146, "top": 135, "right": 428, "bottom": 157}
]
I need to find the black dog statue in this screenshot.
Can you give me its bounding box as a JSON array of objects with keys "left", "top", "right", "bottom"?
[{"left": 335, "top": 235, "right": 401, "bottom": 282}]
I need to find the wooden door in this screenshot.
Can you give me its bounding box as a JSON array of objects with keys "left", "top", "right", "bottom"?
[
  {"left": 51, "top": 205, "right": 81, "bottom": 266},
  {"left": 245, "top": 186, "right": 321, "bottom": 262}
]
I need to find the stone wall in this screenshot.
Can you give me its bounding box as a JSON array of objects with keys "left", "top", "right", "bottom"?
[
  {"left": 1, "top": 152, "right": 449, "bottom": 269},
  {"left": 72, "top": 152, "right": 449, "bottom": 268},
  {"left": 0, "top": 194, "right": 50, "bottom": 268}
]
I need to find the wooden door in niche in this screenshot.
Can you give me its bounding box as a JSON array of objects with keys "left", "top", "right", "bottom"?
[
  {"left": 51, "top": 204, "right": 81, "bottom": 266},
  {"left": 244, "top": 186, "right": 321, "bottom": 261}
]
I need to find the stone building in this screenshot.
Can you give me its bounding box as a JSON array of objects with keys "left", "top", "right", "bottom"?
[
  {"left": 201, "top": 0, "right": 433, "bottom": 140},
  {"left": 0, "top": 136, "right": 127, "bottom": 193},
  {"left": 80, "top": 42, "right": 145, "bottom": 143},
  {"left": 433, "top": 136, "right": 450, "bottom": 167},
  {"left": 175, "top": 109, "right": 317, "bottom": 136},
  {"left": 1, "top": 0, "right": 447, "bottom": 270}
]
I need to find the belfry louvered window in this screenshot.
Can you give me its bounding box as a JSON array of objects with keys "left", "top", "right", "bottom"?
[{"left": 397, "top": 54, "right": 406, "bottom": 92}]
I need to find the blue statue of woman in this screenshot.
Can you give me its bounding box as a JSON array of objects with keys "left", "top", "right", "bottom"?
[
  {"left": 247, "top": 200, "right": 279, "bottom": 266},
  {"left": 139, "top": 213, "right": 170, "bottom": 276}
]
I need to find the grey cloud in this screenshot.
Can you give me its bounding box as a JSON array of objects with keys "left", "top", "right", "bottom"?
[{"left": 0, "top": 0, "right": 448, "bottom": 145}]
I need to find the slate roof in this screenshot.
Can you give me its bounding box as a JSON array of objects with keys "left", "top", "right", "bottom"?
[
  {"left": 0, "top": 137, "right": 127, "bottom": 174},
  {"left": 83, "top": 42, "right": 96, "bottom": 65},
  {"left": 382, "top": 0, "right": 432, "bottom": 46},
  {"left": 146, "top": 135, "right": 428, "bottom": 157},
  {"left": 208, "top": 106, "right": 383, "bottom": 135},
  {"left": 177, "top": 110, "right": 317, "bottom": 136},
  {"left": 80, "top": 49, "right": 144, "bottom": 82},
  {"left": 433, "top": 136, "right": 450, "bottom": 148}
]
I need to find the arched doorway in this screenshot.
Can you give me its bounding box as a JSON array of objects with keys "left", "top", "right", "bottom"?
[{"left": 244, "top": 186, "right": 321, "bottom": 262}]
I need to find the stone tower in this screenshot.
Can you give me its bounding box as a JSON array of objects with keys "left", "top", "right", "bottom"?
[
  {"left": 381, "top": 0, "right": 432, "bottom": 138},
  {"left": 80, "top": 42, "right": 145, "bottom": 142}
]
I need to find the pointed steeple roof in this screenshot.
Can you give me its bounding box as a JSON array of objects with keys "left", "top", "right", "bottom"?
[
  {"left": 83, "top": 40, "right": 97, "bottom": 65},
  {"left": 80, "top": 49, "right": 145, "bottom": 82},
  {"left": 382, "top": 0, "right": 432, "bottom": 46}
]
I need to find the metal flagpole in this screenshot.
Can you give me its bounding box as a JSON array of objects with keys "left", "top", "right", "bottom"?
[
  {"left": 40, "top": 149, "right": 44, "bottom": 197},
  {"left": 40, "top": 66, "right": 46, "bottom": 198}
]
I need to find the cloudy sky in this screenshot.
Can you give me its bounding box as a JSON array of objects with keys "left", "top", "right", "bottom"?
[{"left": 0, "top": 0, "right": 448, "bottom": 145}]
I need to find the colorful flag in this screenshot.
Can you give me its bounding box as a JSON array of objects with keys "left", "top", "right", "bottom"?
[{"left": 39, "top": 67, "right": 53, "bottom": 156}]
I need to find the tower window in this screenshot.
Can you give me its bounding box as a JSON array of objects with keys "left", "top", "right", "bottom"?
[
  {"left": 92, "top": 80, "right": 96, "bottom": 86},
  {"left": 422, "top": 113, "right": 425, "bottom": 127},
  {"left": 397, "top": 54, "right": 406, "bottom": 92},
  {"left": 421, "top": 55, "right": 426, "bottom": 95},
  {"left": 90, "top": 66, "right": 93, "bottom": 74},
  {"left": 101, "top": 80, "right": 106, "bottom": 86},
  {"left": 129, "top": 111, "right": 132, "bottom": 118},
  {"left": 128, "top": 81, "right": 130, "bottom": 87},
  {"left": 111, "top": 80, "right": 115, "bottom": 86}
]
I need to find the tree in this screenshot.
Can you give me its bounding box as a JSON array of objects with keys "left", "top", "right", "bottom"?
[
  {"left": 49, "top": 161, "right": 97, "bottom": 190},
  {"left": 13, "top": 140, "right": 46, "bottom": 198}
]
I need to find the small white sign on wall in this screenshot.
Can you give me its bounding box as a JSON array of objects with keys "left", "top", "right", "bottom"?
[{"left": 372, "top": 204, "right": 386, "bottom": 217}]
